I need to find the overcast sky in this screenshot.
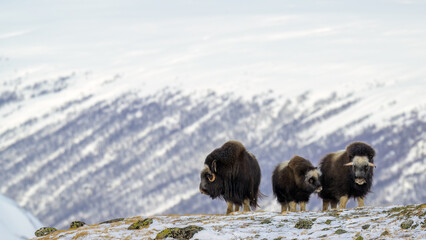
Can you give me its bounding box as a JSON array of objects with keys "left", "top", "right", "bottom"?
[{"left": 1, "top": 0, "right": 425, "bottom": 95}]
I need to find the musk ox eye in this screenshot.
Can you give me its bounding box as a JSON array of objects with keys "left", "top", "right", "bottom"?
[
  {"left": 364, "top": 166, "right": 368, "bottom": 171},
  {"left": 207, "top": 173, "right": 216, "bottom": 182},
  {"left": 309, "top": 178, "right": 314, "bottom": 184}
]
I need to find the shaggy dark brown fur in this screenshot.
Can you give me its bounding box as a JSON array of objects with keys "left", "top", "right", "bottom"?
[
  {"left": 319, "top": 142, "right": 376, "bottom": 210},
  {"left": 199, "top": 140, "right": 262, "bottom": 214},
  {"left": 272, "top": 155, "right": 322, "bottom": 212}
]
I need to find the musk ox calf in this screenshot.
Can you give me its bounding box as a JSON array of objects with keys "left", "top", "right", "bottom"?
[
  {"left": 319, "top": 142, "right": 376, "bottom": 210},
  {"left": 272, "top": 155, "right": 322, "bottom": 213},
  {"left": 199, "top": 140, "right": 262, "bottom": 214}
]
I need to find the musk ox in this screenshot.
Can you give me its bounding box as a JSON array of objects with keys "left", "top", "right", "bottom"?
[
  {"left": 272, "top": 155, "right": 322, "bottom": 213},
  {"left": 199, "top": 140, "right": 262, "bottom": 214},
  {"left": 319, "top": 142, "right": 376, "bottom": 210}
]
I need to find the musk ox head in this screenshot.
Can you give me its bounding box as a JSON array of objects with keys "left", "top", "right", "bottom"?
[
  {"left": 304, "top": 168, "right": 323, "bottom": 193},
  {"left": 289, "top": 156, "right": 322, "bottom": 193},
  {"left": 199, "top": 141, "right": 240, "bottom": 199},
  {"left": 344, "top": 142, "right": 376, "bottom": 185},
  {"left": 199, "top": 162, "right": 223, "bottom": 199}
]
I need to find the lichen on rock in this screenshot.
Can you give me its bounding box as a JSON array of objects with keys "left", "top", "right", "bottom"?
[
  {"left": 294, "top": 219, "right": 313, "bottom": 229},
  {"left": 35, "top": 227, "right": 57, "bottom": 237},
  {"left": 128, "top": 218, "right": 153, "bottom": 230},
  {"left": 334, "top": 229, "right": 347, "bottom": 234},
  {"left": 381, "top": 230, "right": 390, "bottom": 236},
  {"left": 70, "top": 221, "right": 86, "bottom": 229},
  {"left": 155, "top": 225, "right": 204, "bottom": 239},
  {"left": 400, "top": 220, "right": 414, "bottom": 229}
]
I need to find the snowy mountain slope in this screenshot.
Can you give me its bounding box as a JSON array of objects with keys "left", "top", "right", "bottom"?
[
  {"left": 0, "top": 73, "right": 425, "bottom": 229},
  {"left": 32, "top": 204, "right": 426, "bottom": 240},
  {"left": 0, "top": 193, "right": 43, "bottom": 240}
]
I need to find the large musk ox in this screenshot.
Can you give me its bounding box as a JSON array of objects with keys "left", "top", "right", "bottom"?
[
  {"left": 319, "top": 142, "right": 376, "bottom": 210},
  {"left": 272, "top": 155, "right": 322, "bottom": 213},
  {"left": 199, "top": 140, "right": 262, "bottom": 214}
]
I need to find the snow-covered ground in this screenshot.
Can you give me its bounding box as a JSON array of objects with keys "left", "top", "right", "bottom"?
[
  {"left": 32, "top": 204, "right": 426, "bottom": 240},
  {"left": 0, "top": 193, "right": 43, "bottom": 240}
]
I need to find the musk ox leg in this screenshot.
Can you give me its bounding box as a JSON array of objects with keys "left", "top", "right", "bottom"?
[
  {"left": 330, "top": 200, "right": 338, "bottom": 209},
  {"left": 357, "top": 197, "right": 365, "bottom": 207},
  {"left": 322, "top": 200, "right": 330, "bottom": 211},
  {"left": 338, "top": 195, "right": 349, "bottom": 209},
  {"left": 300, "top": 202, "right": 307, "bottom": 211},
  {"left": 234, "top": 204, "right": 241, "bottom": 212},
  {"left": 281, "top": 203, "right": 289, "bottom": 213},
  {"left": 243, "top": 199, "right": 250, "bottom": 212},
  {"left": 226, "top": 202, "right": 234, "bottom": 215},
  {"left": 289, "top": 201, "right": 297, "bottom": 212}
]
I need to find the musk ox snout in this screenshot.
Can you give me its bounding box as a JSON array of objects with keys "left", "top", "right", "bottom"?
[
  {"left": 355, "top": 178, "right": 367, "bottom": 185},
  {"left": 199, "top": 182, "right": 208, "bottom": 195},
  {"left": 315, "top": 186, "right": 323, "bottom": 193},
  {"left": 304, "top": 168, "right": 322, "bottom": 193}
]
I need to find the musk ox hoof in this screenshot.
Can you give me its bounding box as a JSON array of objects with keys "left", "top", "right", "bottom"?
[{"left": 355, "top": 178, "right": 367, "bottom": 185}]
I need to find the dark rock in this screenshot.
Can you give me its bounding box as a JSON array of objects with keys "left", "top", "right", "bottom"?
[
  {"left": 155, "top": 225, "right": 204, "bottom": 239},
  {"left": 128, "top": 218, "right": 153, "bottom": 230},
  {"left": 362, "top": 224, "right": 370, "bottom": 230},
  {"left": 70, "top": 221, "right": 86, "bottom": 229},
  {"left": 35, "top": 227, "right": 57, "bottom": 237}
]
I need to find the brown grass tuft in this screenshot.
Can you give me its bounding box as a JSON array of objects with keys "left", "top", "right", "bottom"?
[{"left": 72, "top": 231, "right": 90, "bottom": 239}]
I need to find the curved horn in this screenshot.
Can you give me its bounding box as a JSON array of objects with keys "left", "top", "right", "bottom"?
[
  {"left": 369, "top": 162, "right": 376, "bottom": 168},
  {"left": 208, "top": 173, "right": 216, "bottom": 182},
  {"left": 212, "top": 159, "right": 217, "bottom": 172},
  {"left": 344, "top": 162, "right": 353, "bottom": 166}
]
